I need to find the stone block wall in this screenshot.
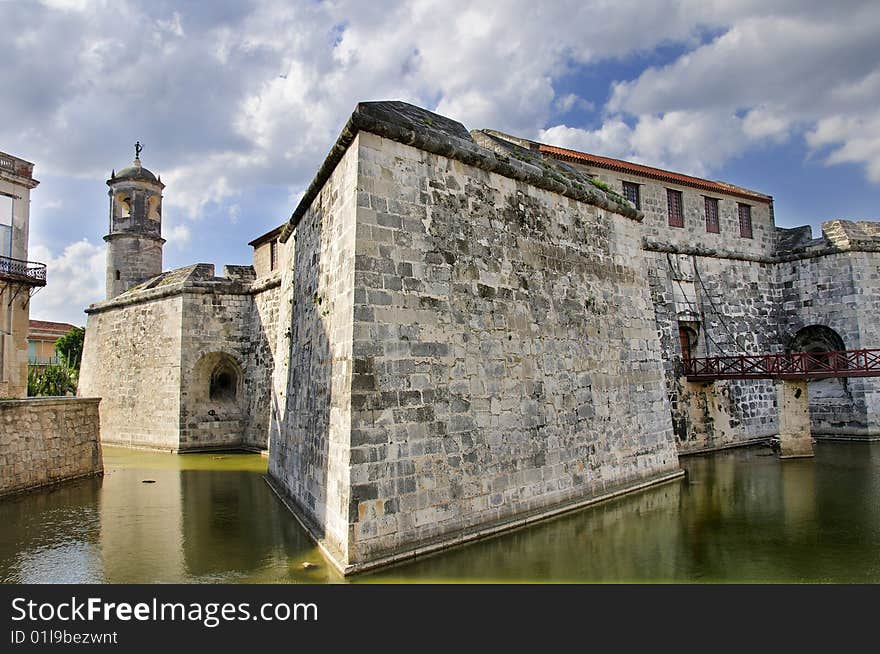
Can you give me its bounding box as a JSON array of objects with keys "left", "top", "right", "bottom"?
[
  {"left": 105, "top": 234, "right": 164, "bottom": 299},
  {"left": 178, "top": 286, "right": 253, "bottom": 450},
  {"left": 0, "top": 397, "right": 102, "bottom": 496},
  {"left": 80, "top": 293, "right": 184, "bottom": 449},
  {"left": 646, "top": 250, "right": 782, "bottom": 452},
  {"left": 778, "top": 252, "right": 868, "bottom": 436},
  {"left": 243, "top": 279, "right": 281, "bottom": 449},
  {"left": 269, "top": 136, "right": 359, "bottom": 562},
  {"left": 338, "top": 131, "right": 678, "bottom": 569},
  {"left": 850, "top": 250, "right": 880, "bottom": 434}
]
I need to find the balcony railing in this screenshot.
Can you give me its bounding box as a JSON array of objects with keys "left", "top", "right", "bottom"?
[
  {"left": 29, "top": 355, "right": 61, "bottom": 366},
  {"left": 0, "top": 254, "right": 47, "bottom": 286}
]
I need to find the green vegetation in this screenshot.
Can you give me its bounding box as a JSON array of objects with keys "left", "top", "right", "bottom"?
[
  {"left": 587, "top": 177, "right": 627, "bottom": 205},
  {"left": 55, "top": 326, "right": 85, "bottom": 369},
  {"left": 26, "top": 326, "right": 84, "bottom": 396},
  {"left": 28, "top": 364, "right": 78, "bottom": 397}
]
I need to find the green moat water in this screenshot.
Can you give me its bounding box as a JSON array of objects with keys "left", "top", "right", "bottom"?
[{"left": 2, "top": 443, "right": 879, "bottom": 583}]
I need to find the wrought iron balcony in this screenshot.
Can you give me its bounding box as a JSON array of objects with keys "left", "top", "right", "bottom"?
[{"left": 0, "top": 255, "right": 47, "bottom": 286}]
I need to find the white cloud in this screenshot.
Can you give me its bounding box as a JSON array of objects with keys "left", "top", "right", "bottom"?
[
  {"left": 540, "top": 110, "right": 749, "bottom": 177},
  {"left": 166, "top": 224, "right": 192, "bottom": 249},
  {"left": 3, "top": 0, "right": 880, "bottom": 322},
  {"left": 29, "top": 240, "right": 105, "bottom": 325},
  {"left": 599, "top": 4, "right": 880, "bottom": 180},
  {"left": 540, "top": 120, "right": 635, "bottom": 160},
  {"left": 808, "top": 114, "right": 880, "bottom": 183}
]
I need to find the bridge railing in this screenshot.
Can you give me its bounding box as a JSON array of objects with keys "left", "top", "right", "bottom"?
[{"left": 684, "top": 349, "right": 880, "bottom": 381}]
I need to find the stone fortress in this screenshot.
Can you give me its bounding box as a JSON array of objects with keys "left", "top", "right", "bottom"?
[{"left": 78, "top": 101, "right": 880, "bottom": 574}]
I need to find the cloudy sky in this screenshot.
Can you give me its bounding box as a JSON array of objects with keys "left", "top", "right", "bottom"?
[{"left": 3, "top": 0, "right": 879, "bottom": 325}]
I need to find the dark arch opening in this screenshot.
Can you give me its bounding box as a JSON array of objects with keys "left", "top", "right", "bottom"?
[
  {"left": 788, "top": 325, "right": 846, "bottom": 354},
  {"left": 788, "top": 325, "right": 851, "bottom": 407},
  {"left": 115, "top": 270, "right": 121, "bottom": 280},
  {"left": 209, "top": 362, "right": 238, "bottom": 402}
]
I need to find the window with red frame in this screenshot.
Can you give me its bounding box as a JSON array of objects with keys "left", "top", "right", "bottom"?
[
  {"left": 705, "top": 197, "right": 719, "bottom": 233},
  {"left": 622, "top": 181, "right": 640, "bottom": 210},
  {"left": 667, "top": 189, "right": 683, "bottom": 227},
  {"left": 738, "top": 203, "right": 753, "bottom": 238}
]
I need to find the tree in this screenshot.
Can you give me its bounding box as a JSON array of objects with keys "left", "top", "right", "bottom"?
[{"left": 55, "top": 326, "right": 86, "bottom": 370}]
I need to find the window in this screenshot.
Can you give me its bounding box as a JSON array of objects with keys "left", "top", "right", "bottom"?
[
  {"left": 738, "top": 203, "right": 753, "bottom": 238},
  {"left": 270, "top": 239, "right": 278, "bottom": 271},
  {"left": 704, "top": 197, "right": 719, "bottom": 233},
  {"left": 667, "top": 189, "right": 684, "bottom": 228},
  {"left": 0, "top": 195, "right": 12, "bottom": 257},
  {"left": 622, "top": 181, "right": 640, "bottom": 210}
]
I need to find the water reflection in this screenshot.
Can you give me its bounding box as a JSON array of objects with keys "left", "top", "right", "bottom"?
[
  {"left": 1, "top": 443, "right": 879, "bottom": 583},
  {"left": 0, "top": 447, "right": 340, "bottom": 584}
]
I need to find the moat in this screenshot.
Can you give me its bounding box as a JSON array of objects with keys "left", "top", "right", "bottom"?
[{"left": 2, "top": 443, "right": 879, "bottom": 583}]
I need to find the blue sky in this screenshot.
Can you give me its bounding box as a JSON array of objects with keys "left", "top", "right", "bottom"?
[{"left": 2, "top": 0, "right": 879, "bottom": 324}]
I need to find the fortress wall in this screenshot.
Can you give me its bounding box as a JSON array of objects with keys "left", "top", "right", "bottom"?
[
  {"left": 178, "top": 288, "right": 253, "bottom": 451},
  {"left": 344, "top": 132, "right": 679, "bottom": 569},
  {"left": 79, "top": 294, "right": 183, "bottom": 450},
  {"left": 647, "top": 252, "right": 782, "bottom": 452},
  {"left": 777, "top": 251, "right": 872, "bottom": 437},
  {"left": 0, "top": 397, "right": 102, "bottom": 497},
  {"left": 243, "top": 281, "right": 281, "bottom": 450},
  {"left": 268, "top": 137, "right": 359, "bottom": 564},
  {"left": 851, "top": 251, "right": 880, "bottom": 434}
]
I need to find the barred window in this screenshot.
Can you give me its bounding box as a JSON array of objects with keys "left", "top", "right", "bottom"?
[
  {"left": 622, "top": 181, "right": 640, "bottom": 210},
  {"left": 738, "top": 203, "right": 753, "bottom": 238},
  {"left": 705, "top": 197, "right": 720, "bottom": 233},
  {"left": 667, "top": 189, "right": 684, "bottom": 228},
  {"left": 270, "top": 239, "right": 278, "bottom": 271}
]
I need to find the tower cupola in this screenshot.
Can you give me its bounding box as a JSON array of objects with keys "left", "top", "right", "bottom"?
[{"left": 104, "top": 142, "right": 165, "bottom": 299}]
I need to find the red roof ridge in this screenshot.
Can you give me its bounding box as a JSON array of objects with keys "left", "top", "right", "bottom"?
[
  {"left": 538, "top": 143, "right": 772, "bottom": 204},
  {"left": 28, "top": 320, "right": 78, "bottom": 333}
]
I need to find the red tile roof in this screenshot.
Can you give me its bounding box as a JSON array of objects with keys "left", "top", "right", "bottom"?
[
  {"left": 28, "top": 320, "right": 77, "bottom": 337},
  {"left": 538, "top": 144, "right": 772, "bottom": 204}
]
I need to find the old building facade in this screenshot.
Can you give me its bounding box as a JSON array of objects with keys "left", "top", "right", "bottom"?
[
  {"left": 78, "top": 102, "right": 880, "bottom": 572},
  {"left": 0, "top": 151, "right": 45, "bottom": 398}
]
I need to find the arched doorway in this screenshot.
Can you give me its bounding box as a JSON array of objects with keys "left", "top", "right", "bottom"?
[
  {"left": 678, "top": 323, "right": 699, "bottom": 363},
  {"left": 787, "top": 325, "right": 852, "bottom": 435},
  {"left": 186, "top": 352, "right": 244, "bottom": 449}
]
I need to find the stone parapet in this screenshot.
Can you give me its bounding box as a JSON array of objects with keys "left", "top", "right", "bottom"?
[
  {"left": 0, "top": 397, "right": 102, "bottom": 497},
  {"left": 278, "top": 101, "right": 642, "bottom": 244}
]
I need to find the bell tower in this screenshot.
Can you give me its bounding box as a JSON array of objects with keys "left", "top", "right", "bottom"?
[{"left": 105, "top": 142, "right": 165, "bottom": 299}]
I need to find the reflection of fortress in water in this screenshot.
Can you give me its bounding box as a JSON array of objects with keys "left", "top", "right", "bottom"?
[{"left": 98, "top": 458, "right": 315, "bottom": 583}]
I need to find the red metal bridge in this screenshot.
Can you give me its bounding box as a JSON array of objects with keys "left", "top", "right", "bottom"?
[{"left": 684, "top": 349, "right": 880, "bottom": 382}]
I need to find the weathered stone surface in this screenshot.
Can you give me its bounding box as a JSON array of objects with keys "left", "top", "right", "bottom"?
[
  {"left": 266, "top": 121, "right": 679, "bottom": 572},
  {"left": 79, "top": 264, "right": 281, "bottom": 451},
  {"left": 777, "top": 380, "right": 813, "bottom": 458},
  {"left": 0, "top": 397, "right": 102, "bottom": 496},
  {"left": 78, "top": 100, "right": 880, "bottom": 573}
]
